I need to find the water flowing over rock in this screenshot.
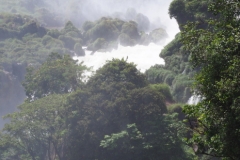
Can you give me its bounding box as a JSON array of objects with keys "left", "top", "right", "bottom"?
[
  {"left": 187, "top": 95, "right": 201, "bottom": 105},
  {"left": 0, "top": 0, "right": 180, "bottom": 128},
  {"left": 73, "top": 43, "right": 165, "bottom": 80}
]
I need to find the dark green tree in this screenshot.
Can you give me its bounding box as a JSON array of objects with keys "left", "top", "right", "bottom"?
[
  {"left": 66, "top": 59, "right": 190, "bottom": 160},
  {"left": 0, "top": 94, "right": 71, "bottom": 160},
  {"left": 0, "top": 58, "right": 191, "bottom": 160},
  {"left": 23, "top": 52, "right": 86, "bottom": 100},
  {"left": 169, "top": 0, "right": 212, "bottom": 30},
  {"left": 100, "top": 113, "right": 192, "bottom": 160},
  {"left": 181, "top": 0, "right": 240, "bottom": 159},
  {"left": 66, "top": 59, "right": 151, "bottom": 159},
  {"left": 0, "top": 53, "right": 88, "bottom": 160}
]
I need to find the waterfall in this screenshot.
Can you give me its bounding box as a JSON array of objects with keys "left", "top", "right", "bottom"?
[
  {"left": 187, "top": 95, "right": 201, "bottom": 105},
  {"left": 73, "top": 43, "right": 165, "bottom": 75}
]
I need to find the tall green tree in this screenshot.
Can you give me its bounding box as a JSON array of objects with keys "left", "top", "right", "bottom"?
[
  {"left": 23, "top": 52, "right": 86, "bottom": 101},
  {"left": 0, "top": 53, "right": 88, "bottom": 160},
  {"left": 0, "top": 94, "right": 71, "bottom": 160},
  {"left": 181, "top": 0, "right": 240, "bottom": 159},
  {"left": 1, "top": 58, "right": 191, "bottom": 160},
  {"left": 66, "top": 59, "right": 190, "bottom": 160},
  {"left": 100, "top": 114, "right": 192, "bottom": 160},
  {"left": 66, "top": 59, "right": 152, "bottom": 159},
  {"left": 169, "top": 0, "right": 212, "bottom": 30}
]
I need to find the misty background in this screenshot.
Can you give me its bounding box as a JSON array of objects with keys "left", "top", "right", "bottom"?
[
  {"left": 0, "top": 0, "right": 179, "bottom": 128},
  {"left": 48, "top": 0, "right": 178, "bottom": 37}
]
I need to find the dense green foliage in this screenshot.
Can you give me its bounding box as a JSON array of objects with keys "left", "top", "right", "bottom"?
[
  {"left": 0, "top": 0, "right": 62, "bottom": 27},
  {"left": 169, "top": 0, "right": 212, "bottom": 30},
  {"left": 0, "top": 5, "right": 168, "bottom": 116},
  {"left": 100, "top": 114, "right": 189, "bottom": 160},
  {"left": 4, "top": 0, "right": 238, "bottom": 159},
  {"left": 149, "top": 0, "right": 213, "bottom": 103},
  {"left": 0, "top": 14, "right": 87, "bottom": 115},
  {"left": 0, "top": 94, "right": 70, "bottom": 160},
  {"left": 23, "top": 53, "right": 86, "bottom": 100},
  {"left": 66, "top": 59, "right": 174, "bottom": 159},
  {"left": 145, "top": 64, "right": 193, "bottom": 102},
  {"left": 0, "top": 57, "right": 193, "bottom": 160},
  {"left": 0, "top": 14, "right": 85, "bottom": 70},
  {"left": 181, "top": 0, "right": 240, "bottom": 159},
  {"left": 83, "top": 17, "right": 168, "bottom": 51},
  {"left": 0, "top": 12, "right": 167, "bottom": 73}
]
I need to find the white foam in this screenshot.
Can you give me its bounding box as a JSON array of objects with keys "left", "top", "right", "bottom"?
[
  {"left": 187, "top": 95, "right": 201, "bottom": 105},
  {"left": 73, "top": 43, "right": 165, "bottom": 73}
]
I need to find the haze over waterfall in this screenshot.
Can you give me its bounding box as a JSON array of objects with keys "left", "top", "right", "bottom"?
[{"left": 0, "top": 0, "right": 179, "bottom": 128}]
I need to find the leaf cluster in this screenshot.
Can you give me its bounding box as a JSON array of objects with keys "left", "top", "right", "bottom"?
[{"left": 181, "top": 0, "right": 240, "bottom": 159}]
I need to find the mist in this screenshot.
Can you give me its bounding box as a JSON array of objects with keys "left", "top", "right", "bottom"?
[
  {"left": 0, "top": 0, "right": 180, "bottom": 129},
  {"left": 45, "top": 0, "right": 179, "bottom": 38}
]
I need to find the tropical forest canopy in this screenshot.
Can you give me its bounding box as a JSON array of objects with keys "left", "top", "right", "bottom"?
[
  {"left": 0, "top": 0, "right": 169, "bottom": 123},
  {"left": 0, "top": 0, "right": 240, "bottom": 160},
  {"left": 0, "top": 55, "right": 193, "bottom": 160}
]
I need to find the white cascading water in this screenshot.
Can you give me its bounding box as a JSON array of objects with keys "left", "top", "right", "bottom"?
[
  {"left": 73, "top": 43, "right": 165, "bottom": 74},
  {"left": 187, "top": 95, "right": 201, "bottom": 105},
  {"left": 73, "top": 36, "right": 179, "bottom": 76},
  {"left": 0, "top": 0, "right": 181, "bottom": 129},
  {"left": 72, "top": 0, "right": 180, "bottom": 75}
]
